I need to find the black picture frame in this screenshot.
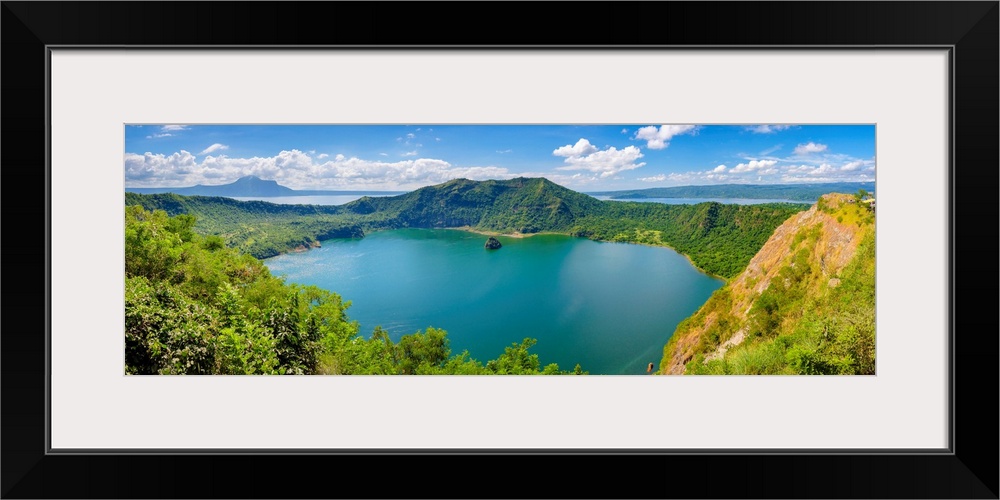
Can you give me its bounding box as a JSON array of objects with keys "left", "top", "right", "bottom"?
[{"left": 3, "top": 2, "right": 997, "bottom": 498}]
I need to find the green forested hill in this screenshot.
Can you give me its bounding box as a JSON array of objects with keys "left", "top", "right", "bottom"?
[
  {"left": 339, "top": 177, "right": 605, "bottom": 231},
  {"left": 126, "top": 177, "right": 809, "bottom": 279},
  {"left": 571, "top": 200, "right": 806, "bottom": 278},
  {"left": 125, "top": 192, "right": 365, "bottom": 258}
]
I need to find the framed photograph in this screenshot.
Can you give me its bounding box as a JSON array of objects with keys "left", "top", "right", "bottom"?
[
  {"left": 4, "top": 2, "right": 996, "bottom": 498},
  {"left": 120, "top": 122, "right": 875, "bottom": 380}
]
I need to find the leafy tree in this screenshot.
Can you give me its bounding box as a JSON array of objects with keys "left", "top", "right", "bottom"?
[
  {"left": 125, "top": 276, "right": 217, "bottom": 375},
  {"left": 397, "top": 327, "right": 450, "bottom": 374},
  {"left": 486, "top": 338, "right": 542, "bottom": 374},
  {"left": 124, "top": 206, "right": 185, "bottom": 282}
]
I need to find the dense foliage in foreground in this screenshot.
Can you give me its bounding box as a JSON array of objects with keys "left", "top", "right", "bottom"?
[
  {"left": 126, "top": 178, "right": 808, "bottom": 279},
  {"left": 124, "top": 205, "right": 585, "bottom": 375}
]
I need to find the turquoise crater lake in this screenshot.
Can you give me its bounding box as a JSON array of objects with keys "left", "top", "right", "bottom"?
[{"left": 263, "top": 229, "right": 723, "bottom": 374}]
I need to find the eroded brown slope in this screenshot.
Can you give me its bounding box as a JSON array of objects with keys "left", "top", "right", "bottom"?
[{"left": 660, "top": 193, "right": 872, "bottom": 374}]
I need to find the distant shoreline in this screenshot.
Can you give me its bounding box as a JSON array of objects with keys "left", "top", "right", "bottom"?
[
  {"left": 446, "top": 226, "right": 555, "bottom": 239},
  {"left": 444, "top": 225, "right": 725, "bottom": 281}
]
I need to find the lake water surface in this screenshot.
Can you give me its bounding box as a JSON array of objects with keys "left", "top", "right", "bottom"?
[{"left": 264, "top": 229, "right": 723, "bottom": 374}]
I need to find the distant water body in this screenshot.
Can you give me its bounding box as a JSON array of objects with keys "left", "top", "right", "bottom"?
[
  {"left": 264, "top": 228, "right": 723, "bottom": 375},
  {"left": 231, "top": 194, "right": 399, "bottom": 205},
  {"left": 592, "top": 196, "right": 814, "bottom": 205},
  {"left": 231, "top": 195, "right": 810, "bottom": 206}
]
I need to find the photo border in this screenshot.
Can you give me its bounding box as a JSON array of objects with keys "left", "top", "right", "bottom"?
[{"left": 3, "top": 2, "right": 996, "bottom": 498}]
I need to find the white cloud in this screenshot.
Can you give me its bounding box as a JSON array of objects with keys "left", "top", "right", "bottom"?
[
  {"left": 747, "top": 125, "right": 792, "bottom": 134},
  {"left": 553, "top": 138, "right": 598, "bottom": 157},
  {"left": 379, "top": 152, "right": 388, "bottom": 156},
  {"left": 316, "top": 153, "right": 329, "bottom": 159},
  {"left": 759, "top": 144, "right": 782, "bottom": 156},
  {"left": 406, "top": 133, "right": 415, "bottom": 139},
  {"left": 314, "top": 156, "right": 514, "bottom": 189},
  {"left": 810, "top": 163, "right": 836, "bottom": 175},
  {"left": 633, "top": 125, "right": 696, "bottom": 149},
  {"left": 125, "top": 150, "right": 199, "bottom": 184},
  {"left": 773, "top": 161, "right": 874, "bottom": 182},
  {"left": 146, "top": 124, "right": 189, "bottom": 138},
  {"left": 267, "top": 149, "right": 314, "bottom": 174},
  {"left": 496, "top": 149, "right": 512, "bottom": 154},
  {"left": 198, "top": 143, "right": 229, "bottom": 155},
  {"left": 666, "top": 172, "right": 697, "bottom": 183},
  {"left": 793, "top": 142, "right": 828, "bottom": 155},
  {"left": 626, "top": 154, "right": 875, "bottom": 187},
  {"left": 124, "top": 148, "right": 520, "bottom": 191},
  {"left": 621, "top": 128, "right": 628, "bottom": 134},
  {"left": 402, "top": 151, "right": 418, "bottom": 157},
  {"left": 635, "top": 167, "right": 736, "bottom": 186},
  {"left": 731, "top": 159, "right": 777, "bottom": 173},
  {"left": 780, "top": 174, "right": 849, "bottom": 183},
  {"left": 435, "top": 137, "right": 441, "bottom": 142},
  {"left": 553, "top": 139, "right": 645, "bottom": 178},
  {"left": 785, "top": 164, "right": 813, "bottom": 173}
]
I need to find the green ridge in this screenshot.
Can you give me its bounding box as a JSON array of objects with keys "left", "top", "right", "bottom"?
[{"left": 126, "top": 177, "right": 808, "bottom": 279}]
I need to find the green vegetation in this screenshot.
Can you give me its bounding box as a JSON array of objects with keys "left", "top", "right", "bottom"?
[
  {"left": 571, "top": 200, "right": 806, "bottom": 278},
  {"left": 125, "top": 178, "right": 873, "bottom": 376},
  {"left": 127, "top": 177, "right": 807, "bottom": 279},
  {"left": 666, "top": 216, "right": 875, "bottom": 375},
  {"left": 124, "top": 205, "right": 585, "bottom": 375},
  {"left": 818, "top": 189, "right": 875, "bottom": 228},
  {"left": 125, "top": 192, "right": 366, "bottom": 259}
]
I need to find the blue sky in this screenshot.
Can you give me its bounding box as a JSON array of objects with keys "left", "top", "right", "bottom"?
[{"left": 125, "top": 124, "right": 875, "bottom": 191}]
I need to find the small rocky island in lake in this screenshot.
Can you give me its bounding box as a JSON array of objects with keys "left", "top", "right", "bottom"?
[{"left": 484, "top": 236, "right": 502, "bottom": 250}]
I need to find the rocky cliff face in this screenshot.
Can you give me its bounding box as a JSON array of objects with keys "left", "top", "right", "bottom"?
[
  {"left": 484, "top": 236, "right": 502, "bottom": 250},
  {"left": 660, "top": 193, "right": 875, "bottom": 374}
]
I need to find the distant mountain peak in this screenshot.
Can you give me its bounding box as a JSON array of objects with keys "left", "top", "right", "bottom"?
[
  {"left": 231, "top": 175, "right": 278, "bottom": 185},
  {"left": 125, "top": 175, "right": 296, "bottom": 197}
]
